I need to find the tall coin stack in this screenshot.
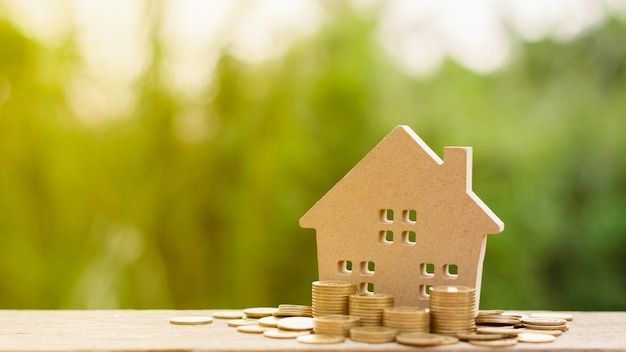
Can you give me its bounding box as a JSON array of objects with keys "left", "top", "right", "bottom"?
[
  {"left": 311, "top": 281, "right": 357, "bottom": 317},
  {"left": 429, "top": 286, "right": 476, "bottom": 335},
  {"left": 349, "top": 293, "right": 394, "bottom": 326},
  {"left": 383, "top": 306, "right": 430, "bottom": 333}
]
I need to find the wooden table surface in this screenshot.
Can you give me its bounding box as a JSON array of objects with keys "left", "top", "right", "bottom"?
[{"left": 0, "top": 310, "right": 623, "bottom": 351}]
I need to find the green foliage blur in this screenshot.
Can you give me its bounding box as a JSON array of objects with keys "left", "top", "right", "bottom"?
[{"left": 0, "top": 4, "right": 625, "bottom": 310}]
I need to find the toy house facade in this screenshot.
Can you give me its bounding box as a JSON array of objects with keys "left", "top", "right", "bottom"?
[{"left": 300, "top": 125, "right": 504, "bottom": 308}]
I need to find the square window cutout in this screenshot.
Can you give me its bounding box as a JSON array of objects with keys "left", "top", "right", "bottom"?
[
  {"left": 420, "top": 263, "right": 435, "bottom": 278},
  {"left": 360, "top": 261, "right": 375, "bottom": 276},
  {"left": 419, "top": 284, "right": 432, "bottom": 299},
  {"left": 444, "top": 264, "right": 458, "bottom": 278},
  {"left": 380, "top": 209, "right": 394, "bottom": 223},
  {"left": 337, "top": 260, "right": 352, "bottom": 275},
  {"left": 402, "top": 231, "right": 416, "bottom": 245},
  {"left": 359, "top": 282, "right": 374, "bottom": 294},
  {"left": 378, "top": 230, "right": 393, "bottom": 244},
  {"left": 403, "top": 209, "right": 417, "bottom": 224}
]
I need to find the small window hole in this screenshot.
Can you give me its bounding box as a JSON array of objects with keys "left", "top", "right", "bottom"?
[
  {"left": 360, "top": 261, "right": 375, "bottom": 276},
  {"left": 337, "top": 260, "right": 352, "bottom": 274},
  {"left": 378, "top": 230, "right": 394, "bottom": 244},
  {"left": 419, "top": 284, "right": 432, "bottom": 298},
  {"left": 403, "top": 209, "right": 417, "bottom": 224},
  {"left": 444, "top": 264, "right": 458, "bottom": 278},
  {"left": 402, "top": 231, "right": 416, "bottom": 245},
  {"left": 420, "top": 263, "right": 435, "bottom": 278},
  {"left": 359, "top": 282, "right": 375, "bottom": 294},
  {"left": 380, "top": 209, "right": 394, "bottom": 223}
]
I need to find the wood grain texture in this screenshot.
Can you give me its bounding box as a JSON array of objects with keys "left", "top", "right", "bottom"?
[{"left": 0, "top": 310, "right": 623, "bottom": 351}]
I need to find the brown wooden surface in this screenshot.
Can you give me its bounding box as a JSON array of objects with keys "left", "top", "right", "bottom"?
[{"left": 0, "top": 310, "right": 623, "bottom": 351}]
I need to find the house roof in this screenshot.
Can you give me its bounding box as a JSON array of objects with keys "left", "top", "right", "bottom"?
[{"left": 300, "top": 125, "right": 504, "bottom": 236}]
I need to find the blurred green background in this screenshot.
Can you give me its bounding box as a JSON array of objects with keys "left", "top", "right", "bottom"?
[{"left": 0, "top": 1, "right": 625, "bottom": 311}]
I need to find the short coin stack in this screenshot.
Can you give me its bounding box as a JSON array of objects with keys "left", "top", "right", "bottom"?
[
  {"left": 274, "top": 304, "right": 312, "bottom": 317},
  {"left": 349, "top": 293, "right": 394, "bottom": 326},
  {"left": 311, "top": 281, "right": 356, "bottom": 317},
  {"left": 522, "top": 317, "right": 569, "bottom": 331},
  {"left": 383, "top": 307, "right": 430, "bottom": 333},
  {"left": 429, "top": 286, "right": 476, "bottom": 335},
  {"left": 350, "top": 326, "right": 397, "bottom": 344},
  {"left": 313, "top": 314, "right": 360, "bottom": 337},
  {"left": 475, "top": 311, "right": 522, "bottom": 326},
  {"left": 470, "top": 311, "right": 573, "bottom": 346}
]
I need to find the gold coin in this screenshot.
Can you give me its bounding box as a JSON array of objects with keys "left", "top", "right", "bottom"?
[
  {"left": 243, "top": 307, "right": 278, "bottom": 318},
  {"left": 516, "top": 328, "right": 562, "bottom": 336},
  {"left": 263, "top": 328, "right": 310, "bottom": 339},
  {"left": 517, "top": 333, "right": 556, "bottom": 343},
  {"left": 227, "top": 319, "right": 258, "bottom": 327},
  {"left": 212, "top": 311, "right": 244, "bottom": 319},
  {"left": 315, "top": 314, "right": 360, "bottom": 323},
  {"left": 475, "top": 316, "right": 521, "bottom": 325},
  {"left": 278, "top": 304, "right": 311, "bottom": 309},
  {"left": 524, "top": 323, "right": 568, "bottom": 331},
  {"left": 469, "top": 338, "right": 518, "bottom": 347},
  {"left": 384, "top": 307, "right": 429, "bottom": 316},
  {"left": 350, "top": 326, "right": 397, "bottom": 336},
  {"left": 350, "top": 326, "right": 398, "bottom": 343},
  {"left": 313, "top": 315, "right": 360, "bottom": 336},
  {"left": 277, "top": 317, "right": 314, "bottom": 331},
  {"left": 313, "top": 280, "right": 354, "bottom": 287},
  {"left": 522, "top": 317, "right": 567, "bottom": 326},
  {"left": 297, "top": 334, "right": 345, "bottom": 344},
  {"left": 237, "top": 324, "right": 272, "bottom": 334},
  {"left": 258, "top": 316, "right": 280, "bottom": 327},
  {"left": 475, "top": 326, "right": 520, "bottom": 336},
  {"left": 456, "top": 332, "right": 506, "bottom": 341},
  {"left": 529, "top": 312, "right": 573, "bottom": 321},
  {"left": 169, "top": 316, "right": 213, "bottom": 325},
  {"left": 430, "top": 286, "right": 475, "bottom": 293},
  {"left": 396, "top": 332, "right": 446, "bottom": 346},
  {"left": 440, "top": 336, "right": 460, "bottom": 345},
  {"left": 477, "top": 310, "right": 504, "bottom": 316}
]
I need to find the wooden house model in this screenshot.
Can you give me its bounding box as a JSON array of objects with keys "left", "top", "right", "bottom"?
[{"left": 300, "top": 125, "right": 504, "bottom": 308}]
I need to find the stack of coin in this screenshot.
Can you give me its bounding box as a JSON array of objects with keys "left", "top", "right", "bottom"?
[
  {"left": 349, "top": 293, "right": 394, "bottom": 326},
  {"left": 475, "top": 312, "right": 522, "bottom": 326},
  {"left": 243, "top": 307, "right": 278, "bottom": 319},
  {"left": 350, "top": 326, "right": 397, "bottom": 343},
  {"left": 274, "top": 304, "right": 312, "bottom": 317},
  {"left": 521, "top": 317, "right": 568, "bottom": 332},
  {"left": 429, "top": 286, "right": 476, "bottom": 335},
  {"left": 383, "top": 307, "right": 430, "bottom": 333},
  {"left": 311, "top": 281, "right": 357, "bottom": 317},
  {"left": 313, "top": 314, "right": 360, "bottom": 337}
]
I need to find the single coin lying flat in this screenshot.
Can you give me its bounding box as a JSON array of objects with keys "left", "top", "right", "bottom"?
[
  {"left": 237, "top": 324, "right": 272, "bottom": 334},
  {"left": 263, "top": 328, "right": 310, "bottom": 339},
  {"left": 529, "top": 312, "right": 573, "bottom": 321},
  {"left": 469, "top": 338, "right": 518, "bottom": 347},
  {"left": 212, "top": 311, "right": 244, "bottom": 319},
  {"left": 297, "top": 334, "right": 345, "bottom": 344},
  {"left": 258, "top": 316, "right": 281, "bottom": 327},
  {"left": 517, "top": 333, "right": 556, "bottom": 343},
  {"left": 396, "top": 332, "right": 445, "bottom": 347},
  {"left": 169, "top": 316, "right": 213, "bottom": 325},
  {"left": 227, "top": 319, "right": 258, "bottom": 327},
  {"left": 277, "top": 317, "right": 314, "bottom": 331},
  {"left": 456, "top": 332, "right": 506, "bottom": 341}
]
